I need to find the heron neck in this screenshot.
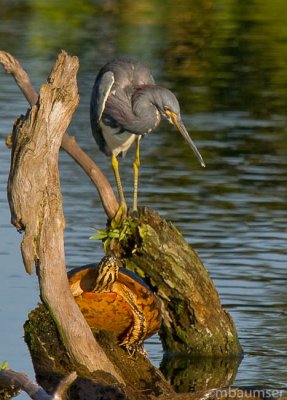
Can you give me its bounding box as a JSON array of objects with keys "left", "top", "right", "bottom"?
[{"left": 130, "top": 85, "right": 161, "bottom": 135}]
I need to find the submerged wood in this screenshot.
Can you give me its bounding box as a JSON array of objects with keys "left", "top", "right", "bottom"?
[
  {"left": 0, "top": 364, "right": 272, "bottom": 400},
  {"left": 0, "top": 368, "right": 76, "bottom": 400}
]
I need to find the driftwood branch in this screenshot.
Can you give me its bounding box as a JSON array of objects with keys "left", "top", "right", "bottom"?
[
  {"left": 0, "top": 368, "right": 77, "bottom": 400},
  {"left": 0, "top": 50, "right": 118, "bottom": 219},
  {"left": 6, "top": 50, "right": 123, "bottom": 382},
  {"left": 61, "top": 133, "right": 118, "bottom": 219}
]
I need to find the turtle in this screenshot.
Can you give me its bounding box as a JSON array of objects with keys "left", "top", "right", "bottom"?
[{"left": 68, "top": 255, "right": 162, "bottom": 354}]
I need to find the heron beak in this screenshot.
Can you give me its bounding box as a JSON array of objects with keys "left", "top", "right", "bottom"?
[{"left": 168, "top": 111, "right": 205, "bottom": 168}]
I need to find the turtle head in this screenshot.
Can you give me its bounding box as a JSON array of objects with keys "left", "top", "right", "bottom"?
[{"left": 93, "top": 255, "right": 119, "bottom": 292}]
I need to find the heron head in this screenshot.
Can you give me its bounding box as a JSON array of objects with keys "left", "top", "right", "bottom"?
[{"left": 156, "top": 88, "right": 205, "bottom": 168}]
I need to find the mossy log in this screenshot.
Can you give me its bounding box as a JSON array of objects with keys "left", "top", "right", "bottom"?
[
  {"left": 24, "top": 304, "right": 173, "bottom": 400},
  {"left": 24, "top": 303, "right": 241, "bottom": 399},
  {"left": 107, "top": 208, "right": 242, "bottom": 357}
]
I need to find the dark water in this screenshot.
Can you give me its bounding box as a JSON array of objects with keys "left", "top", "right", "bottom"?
[{"left": 0, "top": 0, "right": 287, "bottom": 397}]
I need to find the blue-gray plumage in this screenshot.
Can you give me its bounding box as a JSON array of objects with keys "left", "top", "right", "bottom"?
[{"left": 90, "top": 58, "right": 205, "bottom": 219}]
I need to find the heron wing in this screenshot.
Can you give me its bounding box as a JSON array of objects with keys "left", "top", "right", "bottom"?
[
  {"left": 95, "top": 71, "right": 115, "bottom": 122},
  {"left": 90, "top": 71, "right": 116, "bottom": 155}
]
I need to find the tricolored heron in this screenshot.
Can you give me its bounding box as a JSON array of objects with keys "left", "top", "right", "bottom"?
[{"left": 90, "top": 57, "right": 205, "bottom": 219}]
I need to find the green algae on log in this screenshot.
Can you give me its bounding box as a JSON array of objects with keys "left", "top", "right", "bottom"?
[{"left": 106, "top": 207, "right": 242, "bottom": 357}]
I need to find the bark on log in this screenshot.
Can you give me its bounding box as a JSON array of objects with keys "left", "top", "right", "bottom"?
[
  {"left": 6, "top": 51, "right": 123, "bottom": 382},
  {"left": 23, "top": 305, "right": 240, "bottom": 399}
]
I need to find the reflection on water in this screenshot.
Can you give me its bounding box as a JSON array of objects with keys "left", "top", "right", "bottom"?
[
  {"left": 0, "top": 0, "right": 287, "bottom": 395},
  {"left": 160, "top": 352, "right": 241, "bottom": 393}
]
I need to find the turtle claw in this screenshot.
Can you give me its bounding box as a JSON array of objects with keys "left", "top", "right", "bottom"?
[
  {"left": 138, "top": 346, "right": 148, "bottom": 357},
  {"left": 120, "top": 342, "right": 147, "bottom": 358}
]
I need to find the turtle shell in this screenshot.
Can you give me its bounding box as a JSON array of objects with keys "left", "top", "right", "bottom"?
[{"left": 68, "top": 262, "right": 162, "bottom": 342}]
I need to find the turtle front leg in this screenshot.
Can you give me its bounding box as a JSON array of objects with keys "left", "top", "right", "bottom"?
[
  {"left": 120, "top": 342, "right": 147, "bottom": 358},
  {"left": 119, "top": 299, "right": 148, "bottom": 356}
]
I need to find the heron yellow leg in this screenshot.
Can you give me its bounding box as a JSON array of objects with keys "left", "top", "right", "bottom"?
[
  {"left": 133, "top": 137, "right": 141, "bottom": 212},
  {"left": 111, "top": 154, "right": 127, "bottom": 222}
]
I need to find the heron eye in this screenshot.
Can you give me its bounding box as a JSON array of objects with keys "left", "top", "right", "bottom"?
[
  {"left": 163, "top": 107, "right": 174, "bottom": 122},
  {"left": 164, "top": 107, "right": 176, "bottom": 121}
]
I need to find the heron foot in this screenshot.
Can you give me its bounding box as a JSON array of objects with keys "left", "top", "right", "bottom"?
[
  {"left": 112, "top": 202, "right": 128, "bottom": 226},
  {"left": 131, "top": 209, "right": 139, "bottom": 218}
]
